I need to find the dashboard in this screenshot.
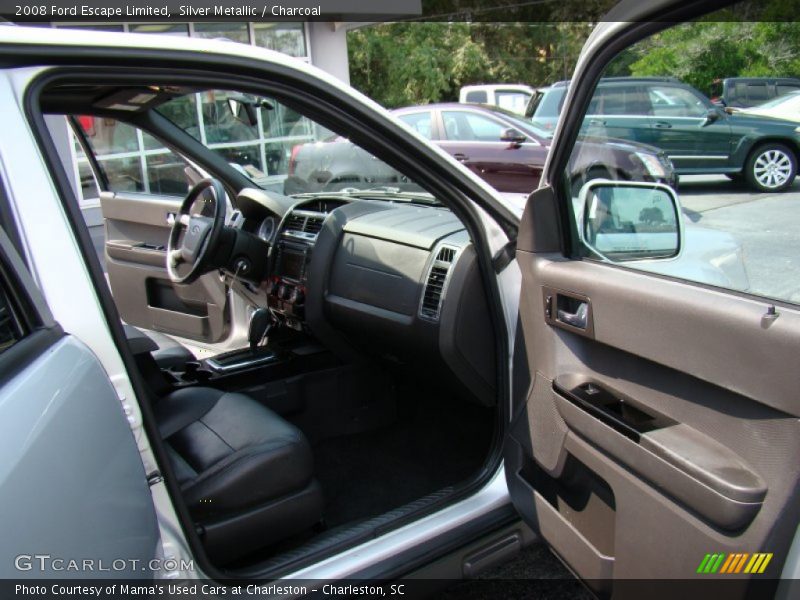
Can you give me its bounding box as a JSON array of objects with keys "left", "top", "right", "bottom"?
[{"left": 234, "top": 188, "right": 497, "bottom": 406}]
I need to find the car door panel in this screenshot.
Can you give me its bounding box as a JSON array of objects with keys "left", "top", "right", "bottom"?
[
  {"left": 438, "top": 141, "right": 544, "bottom": 193},
  {"left": 101, "top": 190, "right": 228, "bottom": 342},
  {"left": 0, "top": 229, "right": 159, "bottom": 578},
  {"left": 509, "top": 250, "right": 800, "bottom": 590}
]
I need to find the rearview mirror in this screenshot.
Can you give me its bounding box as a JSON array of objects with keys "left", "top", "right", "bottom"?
[
  {"left": 227, "top": 97, "right": 259, "bottom": 127},
  {"left": 500, "top": 128, "right": 526, "bottom": 145},
  {"left": 580, "top": 180, "right": 681, "bottom": 261}
]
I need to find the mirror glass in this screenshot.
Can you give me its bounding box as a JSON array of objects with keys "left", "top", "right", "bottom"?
[{"left": 581, "top": 182, "right": 680, "bottom": 261}]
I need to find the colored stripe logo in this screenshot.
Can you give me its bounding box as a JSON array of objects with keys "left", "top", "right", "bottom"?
[{"left": 697, "top": 552, "right": 773, "bottom": 574}]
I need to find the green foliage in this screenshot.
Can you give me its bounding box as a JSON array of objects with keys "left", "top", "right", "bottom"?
[
  {"left": 348, "top": 0, "right": 800, "bottom": 108},
  {"left": 347, "top": 22, "right": 593, "bottom": 108}
]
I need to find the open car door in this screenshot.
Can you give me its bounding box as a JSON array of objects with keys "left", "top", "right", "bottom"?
[
  {"left": 506, "top": 5, "right": 800, "bottom": 597},
  {"left": 72, "top": 116, "right": 229, "bottom": 344}
]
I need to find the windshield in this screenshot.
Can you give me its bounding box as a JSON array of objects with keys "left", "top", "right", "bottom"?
[
  {"left": 526, "top": 87, "right": 567, "bottom": 131},
  {"left": 495, "top": 90, "right": 532, "bottom": 114},
  {"left": 156, "top": 90, "right": 431, "bottom": 198},
  {"left": 753, "top": 91, "right": 800, "bottom": 109}
]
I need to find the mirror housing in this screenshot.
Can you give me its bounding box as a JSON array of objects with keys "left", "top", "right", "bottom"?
[
  {"left": 500, "top": 128, "right": 526, "bottom": 146},
  {"left": 579, "top": 180, "right": 682, "bottom": 262},
  {"left": 701, "top": 107, "right": 722, "bottom": 127}
]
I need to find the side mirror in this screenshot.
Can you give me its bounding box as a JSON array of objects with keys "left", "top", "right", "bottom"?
[
  {"left": 701, "top": 108, "right": 722, "bottom": 127},
  {"left": 227, "top": 97, "right": 259, "bottom": 127},
  {"left": 500, "top": 128, "right": 526, "bottom": 146},
  {"left": 580, "top": 180, "right": 682, "bottom": 261}
]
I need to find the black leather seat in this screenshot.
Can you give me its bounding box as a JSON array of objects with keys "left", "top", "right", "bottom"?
[
  {"left": 123, "top": 324, "right": 195, "bottom": 370},
  {"left": 155, "top": 387, "right": 324, "bottom": 564}
]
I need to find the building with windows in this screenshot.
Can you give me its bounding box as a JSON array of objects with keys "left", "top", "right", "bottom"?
[{"left": 37, "top": 20, "right": 364, "bottom": 225}]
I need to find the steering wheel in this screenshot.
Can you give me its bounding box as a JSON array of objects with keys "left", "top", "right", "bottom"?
[{"left": 167, "top": 178, "right": 226, "bottom": 285}]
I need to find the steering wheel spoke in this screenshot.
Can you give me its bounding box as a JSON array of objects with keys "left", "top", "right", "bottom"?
[{"left": 166, "top": 178, "right": 226, "bottom": 285}]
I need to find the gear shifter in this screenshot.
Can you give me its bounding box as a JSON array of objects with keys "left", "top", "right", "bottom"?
[{"left": 248, "top": 307, "right": 273, "bottom": 352}]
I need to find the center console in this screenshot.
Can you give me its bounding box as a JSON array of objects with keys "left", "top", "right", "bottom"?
[{"left": 266, "top": 209, "right": 325, "bottom": 330}]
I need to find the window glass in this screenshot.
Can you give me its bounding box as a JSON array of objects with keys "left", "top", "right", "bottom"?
[
  {"left": 152, "top": 95, "right": 199, "bottom": 143},
  {"left": 252, "top": 23, "right": 306, "bottom": 57},
  {"left": 464, "top": 90, "right": 488, "bottom": 103},
  {"left": 56, "top": 24, "right": 124, "bottom": 32},
  {"left": 587, "top": 86, "right": 649, "bottom": 115},
  {"left": 777, "top": 84, "right": 800, "bottom": 96},
  {"left": 562, "top": 13, "right": 800, "bottom": 305},
  {"left": 746, "top": 83, "right": 770, "bottom": 103},
  {"left": 129, "top": 23, "right": 189, "bottom": 36},
  {"left": 397, "top": 112, "right": 434, "bottom": 139},
  {"left": 78, "top": 116, "right": 138, "bottom": 154},
  {"left": 75, "top": 117, "right": 189, "bottom": 197},
  {"left": 97, "top": 156, "right": 144, "bottom": 193},
  {"left": 192, "top": 23, "right": 250, "bottom": 44},
  {"left": 648, "top": 85, "right": 707, "bottom": 117},
  {"left": 199, "top": 91, "right": 259, "bottom": 144},
  {"left": 77, "top": 160, "right": 100, "bottom": 200},
  {"left": 442, "top": 111, "right": 505, "bottom": 141},
  {"left": 145, "top": 153, "right": 190, "bottom": 196},
  {"left": 495, "top": 91, "right": 531, "bottom": 114}
]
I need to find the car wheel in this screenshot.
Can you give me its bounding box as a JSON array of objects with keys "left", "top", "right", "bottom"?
[{"left": 745, "top": 144, "right": 797, "bottom": 192}]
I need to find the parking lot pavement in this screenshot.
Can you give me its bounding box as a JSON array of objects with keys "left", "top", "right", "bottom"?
[{"left": 678, "top": 175, "right": 800, "bottom": 303}]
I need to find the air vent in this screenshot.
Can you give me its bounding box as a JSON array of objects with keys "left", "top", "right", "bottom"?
[
  {"left": 304, "top": 216, "right": 324, "bottom": 235},
  {"left": 419, "top": 245, "right": 458, "bottom": 321},
  {"left": 437, "top": 246, "right": 456, "bottom": 263},
  {"left": 284, "top": 214, "right": 306, "bottom": 232}
]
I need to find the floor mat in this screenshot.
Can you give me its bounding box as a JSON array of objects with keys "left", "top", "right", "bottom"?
[{"left": 312, "top": 396, "right": 495, "bottom": 528}]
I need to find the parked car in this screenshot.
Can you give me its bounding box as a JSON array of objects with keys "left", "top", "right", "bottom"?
[
  {"left": 459, "top": 84, "right": 535, "bottom": 114},
  {"left": 0, "top": 0, "right": 797, "bottom": 595},
  {"left": 709, "top": 76, "right": 800, "bottom": 108},
  {"left": 735, "top": 90, "right": 800, "bottom": 122},
  {"left": 394, "top": 103, "right": 677, "bottom": 194},
  {"left": 287, "top": 103, "right": 676, "bottom": 196},
  {"left": 526, "top": 76, "right": 800, "bottom": 191}
]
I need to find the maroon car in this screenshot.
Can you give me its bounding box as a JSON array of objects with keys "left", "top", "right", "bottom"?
[{"left": 393, "top": 103, "right": 677, "bottom": 194}]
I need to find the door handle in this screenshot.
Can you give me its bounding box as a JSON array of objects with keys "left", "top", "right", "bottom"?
[
  {"left": 588, "top": 119, "right": 607, "bottom": 126},
  {"left": 543, "top": 286, "right": 594, "bottom": 338},
  {"left": 557, "top": 301, "right": 589, "bottom": 329},
  {"left": 654, "top": 121, "right": 673, "bottom": 129},
  {"left": 453, "top": 153, "right": 469, "bottom": 161}
]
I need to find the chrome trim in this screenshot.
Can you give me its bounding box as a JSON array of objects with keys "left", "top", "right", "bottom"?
[
  {"left": 669, "top": 155, "right": 729, "bottom": 160},
  {"left": 206, "top": 351, "right": 278, "bottom": 373}
]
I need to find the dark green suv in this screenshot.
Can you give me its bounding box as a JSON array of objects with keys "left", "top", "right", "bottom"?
[{"left": 527, "top": 76, "right": 800, "bottom": 192}]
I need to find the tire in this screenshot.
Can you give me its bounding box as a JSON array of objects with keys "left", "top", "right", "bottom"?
[{"left": 744, "top": 143, "right": 797, "bottom": 192}]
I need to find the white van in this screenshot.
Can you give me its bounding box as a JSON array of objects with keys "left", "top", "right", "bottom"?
[{"left": 459, "top": 84, "right": 535, "bottom": 114}]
